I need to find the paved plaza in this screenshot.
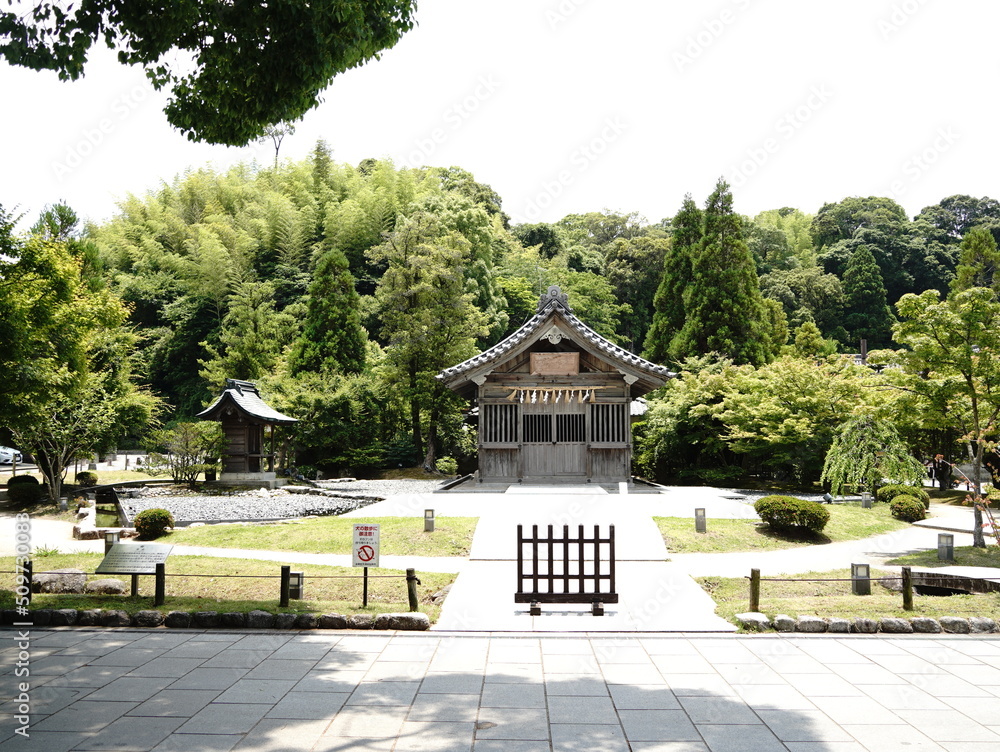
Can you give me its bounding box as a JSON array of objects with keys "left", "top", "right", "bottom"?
[{"left": 4, "top": 629, "right": 1000, "bottom": 751}]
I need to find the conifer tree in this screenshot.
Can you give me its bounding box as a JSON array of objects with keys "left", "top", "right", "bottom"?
[
  {"left": 842, "top": 244, "right": 894, "bottom": 349},
  {"left": 952, "top": 225, "right": 1000, "bottom": 296},
  {"left": 288, "top": 248, "right": 367, "bottom": 375},
  {"left": 671, "top": 179, "right": 771, "bottom": 366},
  {"left": 643, "top": 194, "right": 701, "bottom": 363}
]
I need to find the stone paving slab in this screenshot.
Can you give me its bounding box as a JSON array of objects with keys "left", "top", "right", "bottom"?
[{"left": 4, "top": 630, "right": 1000, "bottom": 751}]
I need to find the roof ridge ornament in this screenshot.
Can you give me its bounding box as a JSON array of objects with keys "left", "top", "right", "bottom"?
[{"left": 537, "top": 285, "right": 571, "bottom": 313}]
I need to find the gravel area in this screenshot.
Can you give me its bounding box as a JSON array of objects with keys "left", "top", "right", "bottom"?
[{"left": 119, "top": 479, "right": 443, "bottom": 524}]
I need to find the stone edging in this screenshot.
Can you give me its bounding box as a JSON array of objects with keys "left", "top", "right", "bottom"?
[
  {"left": 736, "top": 612, "right": 997, "bottom": 634},
  {"left": 0, "top": 609, "right": 429, "bottom": 631}
]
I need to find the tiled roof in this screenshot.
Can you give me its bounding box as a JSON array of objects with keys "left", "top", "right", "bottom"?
[
  {"left": 197, "top": 379, "right": 298, "bottom": 424},
  {"left": 438, "top": 287, "right": 674, "bottom": 385}
]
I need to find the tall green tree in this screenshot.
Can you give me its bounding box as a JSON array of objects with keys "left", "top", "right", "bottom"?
[
  {"left": 643, "top": 195, "right": 701, "bottom": 363},
  {"left": 893, "top": 287, "right": 1000, "bottom": 547},
  {"left": 199, "top": 281, "right": 295, "bottom": 388},
  {"left": 603, "top": 235, "right": 669, "bottom": 351},
  {"left": 369, "top": 213, "right": 489, "bottom": 468},
  {"left": 952, "top": 225, "right": 1000, "bottom": 295},
  {"left": 3, "top": 216, "right": 160, "bottom": 501},
  {"left": 0, "top": 1, "right": 417, "bottom": 144},
  {"left": 288, "top": 248, "right": 367, "bottom": 375},
  {"left": 672, "top": 180, "right": 771, "bottom": 366},
  {"left": 841, "top": 245, "right": 895, "bottom": 349}
]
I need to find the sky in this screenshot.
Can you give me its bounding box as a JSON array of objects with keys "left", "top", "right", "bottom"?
[{"left": 2, "top": 0, "right": 997, "bottom": 231}]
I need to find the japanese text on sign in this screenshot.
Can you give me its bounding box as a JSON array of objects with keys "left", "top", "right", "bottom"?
[{"left": 352, "top": 523, "right": 380, "bottom": 568}]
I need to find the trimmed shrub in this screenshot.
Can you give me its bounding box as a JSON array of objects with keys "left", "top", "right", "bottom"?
[
  {"left": 134, "top": 508, "right": 174, "bottom": 539},
  {"left": 890, "top": 494, "right": 927, "bottom": 522},
  {"left": 877, "top": 484, "right": 930, "bottom": 508},
  {"left": 75, "top": 471, "right": 98, "bottom": 487},
  {"left": 754, "top": 495, "right": 830, "bottom": 535},
  {"left": 435, "top": 456, "right": 458, "bottom": 476},
  {"left": 6, "top": 475, "right": 43, "bottom": 504}
]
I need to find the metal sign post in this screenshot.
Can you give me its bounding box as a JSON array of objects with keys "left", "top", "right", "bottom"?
[{"left": 353, "top": 524, "right": 380, "bottom": 607}]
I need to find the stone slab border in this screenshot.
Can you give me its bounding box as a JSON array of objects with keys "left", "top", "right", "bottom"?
[
  {"left": 736, "top": 612, "right": 996, "bottom": 634},
  {"left": 0, "top": 608, "right": 429, "bottom": 631}
]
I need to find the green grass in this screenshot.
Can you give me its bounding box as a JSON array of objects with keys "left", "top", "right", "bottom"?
[
  {"left": 657, "top": 503, "right": 910, "bottom": 554},
  {"left": 699, "top": 567, "right": 1000, "bottom": 624},
  {"left": 886, "top": 545, "right": 1000, "bottom": 569},
  {"left": 162, "top": 516, "right": 478, "bottom": 557},
  {"left": 1, "top": 553, "right": 453, "bottom": 621}
]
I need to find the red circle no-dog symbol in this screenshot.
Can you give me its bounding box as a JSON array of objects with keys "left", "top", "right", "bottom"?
[{"left": 358, "top": 545, "right": 375, "bottom": 562}]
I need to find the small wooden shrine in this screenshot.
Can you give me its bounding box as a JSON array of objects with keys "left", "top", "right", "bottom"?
[
  {"left": 197, "top": 379, "right": 298, "bottom": 487},
  {"left": 438, "top": 286, "right": 674, "bottom": 484}
]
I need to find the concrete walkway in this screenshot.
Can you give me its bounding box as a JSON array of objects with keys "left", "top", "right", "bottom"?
[
  {"left": 4, "top": 628, "right": 1000, "bottom": 752},
  {"left": 432, "top": 487, "right": 736, "bottom": 632}
]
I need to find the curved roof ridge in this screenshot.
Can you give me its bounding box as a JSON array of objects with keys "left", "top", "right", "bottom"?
[{"left": 438, "top": 302, "right": 674, "bottom": 383}]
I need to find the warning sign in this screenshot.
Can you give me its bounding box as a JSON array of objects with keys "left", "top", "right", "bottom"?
[{"left": 352, "top": 523, "right": 380, "bottom": 568}]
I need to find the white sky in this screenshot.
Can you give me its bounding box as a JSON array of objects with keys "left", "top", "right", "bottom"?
[{"left": 1, "top": 0, "right": 997, "bottom": 230}]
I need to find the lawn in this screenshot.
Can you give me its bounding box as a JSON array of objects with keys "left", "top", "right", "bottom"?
[
  {"left": 699, "top": 567, "right": 1000, "bottom": 625},
  {"left": 163, "top": 516, "right": 478, "bottom": 557},
  {"left": 2, "top": 553, "right": 454, "bottom": 621},
  {"left": 887, "top": 544, "right": 1000, "bottom": 569},
  {"left": 656, "top": 503, "right": 910, "bottom": 554}
]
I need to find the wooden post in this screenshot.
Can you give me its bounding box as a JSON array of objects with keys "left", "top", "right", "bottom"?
[
  {"left": 154, "top": 563, "right": 165, "bottom": 607},
  {"left": 362, "top": 567, "right": 369, "bottom": 608},
  {"left": 750, "top": 568, "right": 761, "bottom": 612},
  {"left": 406, "top": 568, "right": 419, "bottom": 612},
  {"left": 130, "top": 574, "right": 139, "bottom": 597},
  {"left": 902, "top": 566, "right": 913, "bottom": 611},
  {"left": 280, "top": 565, "right": 290, "bottom": 608}
]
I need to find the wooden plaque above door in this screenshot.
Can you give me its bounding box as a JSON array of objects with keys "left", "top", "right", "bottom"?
[{"left": 530, "top": 352, "right": 579, "bottom": 376}]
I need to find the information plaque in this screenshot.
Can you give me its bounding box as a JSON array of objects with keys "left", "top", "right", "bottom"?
[{"left": 96, "top": 543, "right": 173, "bottom": 575}]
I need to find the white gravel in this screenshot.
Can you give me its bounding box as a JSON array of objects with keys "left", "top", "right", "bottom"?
[{"left": 119, "top": 479, "right": 444, "bottom": 524}]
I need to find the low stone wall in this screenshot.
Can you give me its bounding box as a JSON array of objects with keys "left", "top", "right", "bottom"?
[
  {"left": 736, "top": 612, "right": 997, "bottom": 634},
  {"left": 0, "top": 608, "right": 429, "bottom": 631}
]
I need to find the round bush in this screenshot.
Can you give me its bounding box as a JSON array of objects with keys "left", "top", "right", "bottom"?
[
  {"left": 890, "top": 494, "right": 927, "bottom": 522},
  {"left": 133, "top": 508, "right": 174, "bottom": 539},
  {"left": 754, "top": 495, "right": 830, "bottom": 535},
  {"left": 435, "top": 456, "right": 458, "bottom": 475},
  {"left": 6, "top": 475, "right": 42, "bottom": 504},
  {"left": 876, "top": 484, "right": 929, "bottom": 508},
  {"left": 75, "top": 471, "right": 99, "bottom": 487}
]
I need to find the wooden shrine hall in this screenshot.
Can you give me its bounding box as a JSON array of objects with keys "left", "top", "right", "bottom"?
[
  {"left": 438, "top": 286, "right": 675, "bottom": 485},
  {"left": 197, "top": 379, "right": 298, "bottom": 488}
]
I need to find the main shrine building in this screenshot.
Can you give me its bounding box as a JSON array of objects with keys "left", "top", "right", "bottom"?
[{"left": 438, "top": 286, "right": 674, "bottom": 485}]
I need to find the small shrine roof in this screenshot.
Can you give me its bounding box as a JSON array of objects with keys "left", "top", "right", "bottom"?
[{"left": 197, "top": 379, "right": 298, "bottom": 425}]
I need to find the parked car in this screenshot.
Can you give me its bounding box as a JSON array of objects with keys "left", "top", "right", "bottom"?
[{"left": 0, "top": 446, "right": 22, "bottom": 464}]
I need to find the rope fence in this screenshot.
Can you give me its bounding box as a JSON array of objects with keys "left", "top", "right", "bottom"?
[
  {"left": 9, "top": 560, "right": 420, "bottom": 611},
  {"left": 746, "top": 566, "right": 916, "bottom": 612}
]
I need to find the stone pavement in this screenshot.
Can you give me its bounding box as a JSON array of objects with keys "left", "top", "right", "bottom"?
[{"left": 4, "top": 628, "right": 1000, "bottom": 752}]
